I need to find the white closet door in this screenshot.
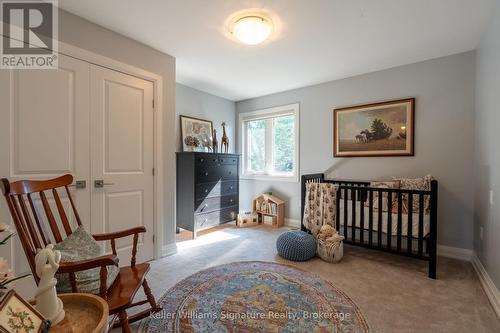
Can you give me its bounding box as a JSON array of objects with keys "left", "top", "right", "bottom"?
[
  {"left": 0, "top": 54, "right": 91, "bottom": 283},
  {"left": 90, "top": 65, "right": 155, "bottom": 264},
  {"left": 0, "top": 54, "right": 91, "bottom": 232}
]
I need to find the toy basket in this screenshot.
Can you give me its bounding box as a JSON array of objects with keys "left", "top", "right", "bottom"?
[{"left": 316, "top": 238, "right": 343, "bottom": 263}]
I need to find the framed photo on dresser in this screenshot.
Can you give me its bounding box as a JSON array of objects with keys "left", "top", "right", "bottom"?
[{"left": 180, "top": 115, "right": 214, "bottom": 152}]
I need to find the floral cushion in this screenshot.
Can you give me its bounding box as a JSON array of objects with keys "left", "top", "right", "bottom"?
[
  {"left": 366, "top": 181, "right": 400, "bottom": 212},
  {"left": 53, "top": 226, "right": 119, "bottom": 294},
  {"left": 393, "top": 175, "right": 433, "bottom": 214}
]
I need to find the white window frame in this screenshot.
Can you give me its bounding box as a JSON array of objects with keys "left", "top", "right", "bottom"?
[{"left": 238, "top": 103, "right": 300, "bottom": 182}]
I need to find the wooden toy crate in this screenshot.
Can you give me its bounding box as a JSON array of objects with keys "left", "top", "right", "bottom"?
[{"left": 237, "top": 212, "right": 259, "bottom": 227}]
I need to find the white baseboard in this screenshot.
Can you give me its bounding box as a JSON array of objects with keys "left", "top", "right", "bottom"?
[
  {"left": 472, "top": 253, "right": 500, "bottom": 319},
  {"left": 284, "top": 218, "right": 301, "bottom": 228},
  {"left": 161, "top": 242, "right": 178, "bottom": 257},
  {"left": 437, "top": 244, "right": 473, "bottom": 261}
]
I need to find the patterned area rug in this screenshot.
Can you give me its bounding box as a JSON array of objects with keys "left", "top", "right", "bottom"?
[{"left": 140, "top": 261, "right": 369, "bottom": 333}]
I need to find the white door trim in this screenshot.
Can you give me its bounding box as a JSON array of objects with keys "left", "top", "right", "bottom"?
[
  {"left": 56, "top": 41, "right": 165, "bottom": 260},
  {"left": 1, "top": 35, "right": 166, "bottom": 260}
]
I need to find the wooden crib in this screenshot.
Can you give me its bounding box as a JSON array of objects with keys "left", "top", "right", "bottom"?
[{"left": 301, "top": 173, "right": 438, "bottom": 279}]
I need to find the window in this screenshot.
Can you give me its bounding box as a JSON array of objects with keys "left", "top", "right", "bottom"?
[{"left": 239, "top": 103, "right": 299, "bottom": 181}]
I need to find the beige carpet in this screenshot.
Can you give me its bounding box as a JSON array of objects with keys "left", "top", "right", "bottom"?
[{"left": 115, "top": 224, "right": 500, "bottom": 333}]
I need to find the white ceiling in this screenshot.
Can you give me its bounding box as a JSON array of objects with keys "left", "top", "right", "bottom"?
[{"left": 58, "top": 0, "right": 493, "bottom": 101}]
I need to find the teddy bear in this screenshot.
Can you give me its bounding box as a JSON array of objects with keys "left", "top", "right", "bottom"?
[
  {"left": 317, "top": 224, "right": 337, "bottom": 241},
  {"left": 326, "top": 233, "right": 344, "bottom": 244}
]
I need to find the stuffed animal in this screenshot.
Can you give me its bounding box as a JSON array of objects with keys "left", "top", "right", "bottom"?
[
  {"left": 326, "top": 233, "right": 344, "bottom": 243},
  {"left": 317, "top": 224, "right": 337, "bottom": 241}
]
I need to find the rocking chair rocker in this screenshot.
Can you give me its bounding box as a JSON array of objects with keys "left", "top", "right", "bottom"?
[{"left": 1, "top": 174, "right": 161, "bottom": 333}]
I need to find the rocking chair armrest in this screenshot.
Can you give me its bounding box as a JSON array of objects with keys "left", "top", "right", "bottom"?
[
  {"left": 57, "top": 254, "right": 119, "bottom": 273},
  {"left": 92, "top": 226, "right": 146, "bottom": 241}
]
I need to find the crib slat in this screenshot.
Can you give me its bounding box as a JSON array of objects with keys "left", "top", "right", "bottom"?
[
  {"left": 418, "top": 193, "right": 424, "bottom": 256},
  {"left": 368, "top": 191, "right": 373, "bottom": 246},
  {"left": 397, "top": 192, "right": 402, "bottom": 252},
  {"left": 387, "top": 192, "right": 392, "bottom": 250},
  {"left": 407, "top": 194, "right": 413, "bottom": 254},
  {"left": 377, "top": 190, "right": 383, "bottom": 248},
  {"left": 360, "top": 190, "right": 365, "bottom": 244},
  {"left": 351, "top": 188, "right": 356, "bottom": 242},
  {"left": 336, "top": 188, "right": 341, "bottom": 231},
  {"left": 343, "top": 188, "right": 348, "bottom": 239}
]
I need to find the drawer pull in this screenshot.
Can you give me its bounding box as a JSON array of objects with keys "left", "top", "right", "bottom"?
[
  {"left": 228, "top": 171, "right": 232, "bottom": 175},
  {"left": 230, "top": 199, "right": 234, "bottom": 203},
  {"left": 205, "top": 189, "right": 208, "bottom": 193},
  {"left": 205, "top": 172, "right": 208, "bottom": 176},
  {"left": 200, "top": 158, "right": 204, "bottom": 162},
  {"left": 229, "top": 186, "right": 233, "bottom": 190}
]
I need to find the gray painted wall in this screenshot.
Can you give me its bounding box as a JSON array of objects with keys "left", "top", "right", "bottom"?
[
  {"left": 58, "top": 10, "right": 177, "bottom": 247},
  {"left": 236, "top": 52, "right": 476, "bottom": 249},
  {"left": 176, "top": 83, "right": 236, "bottom": 153},
  {"left": 474, "top": 2, "right": 500, "bottom": 288}
]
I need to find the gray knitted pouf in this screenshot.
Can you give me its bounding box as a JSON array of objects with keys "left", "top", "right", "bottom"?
[{"left": 276, "top": 230, "right": 316, "bottom": 261}]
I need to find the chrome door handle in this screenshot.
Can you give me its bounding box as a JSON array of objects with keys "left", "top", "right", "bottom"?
[
  {"left": 69, "top": 180, "right": 86, "bottom": 189},
  {"left": 94, "top": 180, "right": 115, "bottom": 188}
]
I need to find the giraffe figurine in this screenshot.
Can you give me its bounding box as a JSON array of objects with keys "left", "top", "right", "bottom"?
[
  {"left": 212, "top": 129, "right": 218, "bottom": 153},
  {"left": 221, "top": 122, "right": 229, "bottom": 153}
]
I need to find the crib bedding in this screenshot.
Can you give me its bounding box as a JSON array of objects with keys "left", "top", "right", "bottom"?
[{"left": 338, "top": 199, "right": 430, "bottom": 238}]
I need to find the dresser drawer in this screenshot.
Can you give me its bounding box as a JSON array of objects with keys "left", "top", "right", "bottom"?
[
  {"left": 218, "top": 156, "right": 238, "bottom": 165},
  {"left": 195, "top": 155, "right": 238, "bottom": 167},
  {"left": 195, "top": 194, "right": 238, "bottom": 214},
  {"left": 195, "top": 155, "right": 220, "bottom": 166},
  {"left": 195, "top": 206, "right": 238, "bottom": 230},
  {"left": 196, "top": 164, "right": 237, "bottom": 183},
  {"left": 196, "top": 181, "right": 238, "bottom": 200}
]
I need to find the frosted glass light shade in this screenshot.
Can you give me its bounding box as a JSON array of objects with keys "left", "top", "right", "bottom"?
[{"left": 231, "top": 15, "right": 273, "bottom": 45}]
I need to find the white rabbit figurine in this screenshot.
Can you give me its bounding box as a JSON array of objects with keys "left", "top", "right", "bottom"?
[{"left": 34, "top": 244, "right": 65, "bottom": 326}]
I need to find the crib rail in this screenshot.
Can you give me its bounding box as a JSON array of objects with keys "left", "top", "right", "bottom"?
[{"left": 301, "top": 174, "right": 438, "bottom": 279}]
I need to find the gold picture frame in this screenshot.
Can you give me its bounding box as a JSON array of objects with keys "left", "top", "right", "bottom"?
[{"left": 333, "top": 98, "right": 415, "bottom": 157}]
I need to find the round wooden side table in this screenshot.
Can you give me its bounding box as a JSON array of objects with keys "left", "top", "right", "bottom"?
[{"left": 50, "top": 293, "right": 109, "bottom": 333}]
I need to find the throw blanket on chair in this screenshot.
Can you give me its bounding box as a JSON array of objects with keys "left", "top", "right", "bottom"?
[{"left": 303, "top": 182, "right": 338, "bottom": 237}]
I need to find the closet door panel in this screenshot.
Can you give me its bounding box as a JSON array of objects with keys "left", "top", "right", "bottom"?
[
  {"left": 3, "top": 54, "right": 91, "bottom": 230},
  {"left": 0, "top": 54, "right": 91, "bottom": 281},
  {"left": 90, "top": 65, "right": 155, "bottom": 264}
]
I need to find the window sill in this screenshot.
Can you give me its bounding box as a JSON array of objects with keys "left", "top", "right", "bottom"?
[{"left": 240, "top": 174, "right": 299, "bottom": 183}]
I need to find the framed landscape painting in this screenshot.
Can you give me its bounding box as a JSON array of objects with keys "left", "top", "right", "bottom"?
[{"left": 333, "top": 98, "right": 415, "bottom": 157}]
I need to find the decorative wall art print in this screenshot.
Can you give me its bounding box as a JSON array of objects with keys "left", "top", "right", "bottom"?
[
  {"left": 0, "top": 290, "right": 48, "bottom": 333},
  {"left": 180, "top": 115, "right": 214, "bottom": 152},
  {"left": 333, "top": 98, "right": 415, "bottom": 157}
]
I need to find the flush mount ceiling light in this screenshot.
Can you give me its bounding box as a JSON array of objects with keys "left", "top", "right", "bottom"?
[{"left": 229, "top": 13, "right": 274, "bottom": 45}]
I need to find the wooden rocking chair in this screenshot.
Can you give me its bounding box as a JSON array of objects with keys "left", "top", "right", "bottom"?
[{"left": 1, "top": 174, "right": 161, "bottom": 333}]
